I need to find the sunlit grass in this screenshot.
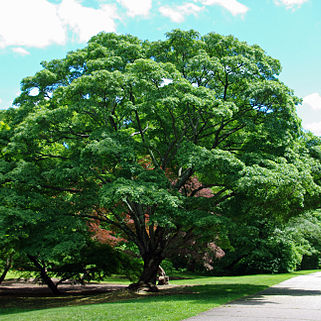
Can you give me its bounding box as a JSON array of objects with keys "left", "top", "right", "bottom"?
[{"left": 0, "top": 270, "right": 318, "bottom": 321}]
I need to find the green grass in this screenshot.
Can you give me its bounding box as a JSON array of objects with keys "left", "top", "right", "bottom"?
[
  {"left": 0, "top": 270, "right": 318, "bottom": 321},
  {"left": 100, "top": 275, "right": 131, "bottom": 285},
  {"left": 4, "top": 270, "right": 29, "bottom": 280}
]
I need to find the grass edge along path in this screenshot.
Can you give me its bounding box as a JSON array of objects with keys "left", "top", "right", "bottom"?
[{"left": 0, "top": 270, "right": 318, "bottom": 321}]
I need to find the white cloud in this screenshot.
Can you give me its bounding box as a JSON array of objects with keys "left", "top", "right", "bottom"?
[
  {"left": 29, "top": 88, "right": 40, "bottom": 96},
  {"left": 117, "top": 0, "right": 152, "bottom": 17},
  {"left": 0, "top": 0, "right": 66, "bottom": 48},
  {"left": 0, "top": 0, "right": 118, "bottom": 49},
  {"left": 58, "top": 0, "right": 118, "bottom": 43},
  {"left": 160, "top": 78, "right": 173, "bottom": 87},
  {"left": 198, "top": 0, "right": 248, "bottom": 16},
  {"left": 303, "top": 93, "right": 321, "bottom": 110},
  {"left": 159, "top": 3, "right": 203, "bottom": 23},
  {"left": 303, "top": 121, "right": 321, "bottom": 136},
  {"left": 12, "top": 47, "right": 30, "bottom": 56},
  {"left": 274, "top": 0, "right": 308, "bottom": 9},
  {"left": 297, "top": 93, "right": 321, "bottom": 136}
]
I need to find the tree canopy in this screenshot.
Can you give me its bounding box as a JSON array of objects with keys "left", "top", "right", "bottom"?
[{"left": 1, "top": 29, "right": 319, "bottom": 291}]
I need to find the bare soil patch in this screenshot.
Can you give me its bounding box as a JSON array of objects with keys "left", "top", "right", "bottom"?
[
  {"left": 1, "top": 279, "right": 127, "bottom": 296},
  {"left": 0, "top": 279, "right": 129, "bottom": 310},
  {"left": 0, "top": 279, "right": 183, "bottom": 310}
]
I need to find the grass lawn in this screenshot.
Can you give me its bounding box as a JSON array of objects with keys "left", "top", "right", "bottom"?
[{"left": 0, "top": 270, "right": 318, "bottom": 321}]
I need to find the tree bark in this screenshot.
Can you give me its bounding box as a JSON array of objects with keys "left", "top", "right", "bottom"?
[
  {"left": 28, "top": 255, "right": 61, "bottom": 295},
  {"left": 0, "top": 256, "right": 12, "bottom": 285},
  {"left": 128, "top": 253, "right": 163, "bottom": 292}
]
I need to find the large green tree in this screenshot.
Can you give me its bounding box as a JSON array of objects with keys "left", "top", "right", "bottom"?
[{"left": 0, "top": 30, "right": 308, "bottom": 290}]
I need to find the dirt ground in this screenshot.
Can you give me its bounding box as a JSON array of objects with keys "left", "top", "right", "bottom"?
[
  {"left": 0, "top": 279, "right": 127, "bottom": 296},
  {"left": 0, "top": 279, "right": 132, "bottom": 310},
  {"left": 0, "top": 279, "right": 182, "bottom": 310}
]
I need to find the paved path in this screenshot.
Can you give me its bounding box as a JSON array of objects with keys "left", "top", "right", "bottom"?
[{"left": 183, "top": 272, "right": 321, "bottom": 321}]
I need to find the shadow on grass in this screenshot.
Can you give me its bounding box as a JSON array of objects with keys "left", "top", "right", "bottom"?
[{"left": 0, "top": 283, "right": 268, "bottom": 316}]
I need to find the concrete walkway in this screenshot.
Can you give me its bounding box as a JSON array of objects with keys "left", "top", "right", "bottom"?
[{"left": 183, "top": 272, "right": 321, "bottom": 321}]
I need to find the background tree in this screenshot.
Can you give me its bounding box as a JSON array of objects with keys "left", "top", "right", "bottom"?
[
  {"left": 0, "top": 29, "right": 308, "bottom": 290},
  {"left": 212, "top": 132, "right": 321, "bottom": 274}
]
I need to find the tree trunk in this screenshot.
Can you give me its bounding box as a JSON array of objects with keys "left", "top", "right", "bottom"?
[
  {"left": 0, "top": 256, "right": 12, "bottom": 285},
  {"left": 28, "top": 255, "right": 61, "bottom": 295},
  {"left": 128, "top": 254, "right": 163, "bottom": 292}
]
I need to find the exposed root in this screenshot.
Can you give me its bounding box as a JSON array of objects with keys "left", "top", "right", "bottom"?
[{"left": 128, "top": 281, "right": 159, "bottom": 293}]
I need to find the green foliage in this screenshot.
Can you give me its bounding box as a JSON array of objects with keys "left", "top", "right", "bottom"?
[
  {"left": 1, "top": 29, "right": 318, "bottom": 285},
  {"left": 48, "top": 241, "right": 141, "bottom": 283},
  {"left": 213, "top": 209, "right": 321, "bottom": 275},
  {"left": 209, "top": 132, "right": 321, "bottom": 276}
]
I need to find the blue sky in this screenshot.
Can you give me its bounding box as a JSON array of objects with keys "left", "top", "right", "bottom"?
[{"left": 1, "top": 0, "right": 321, "bottom": 134}]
